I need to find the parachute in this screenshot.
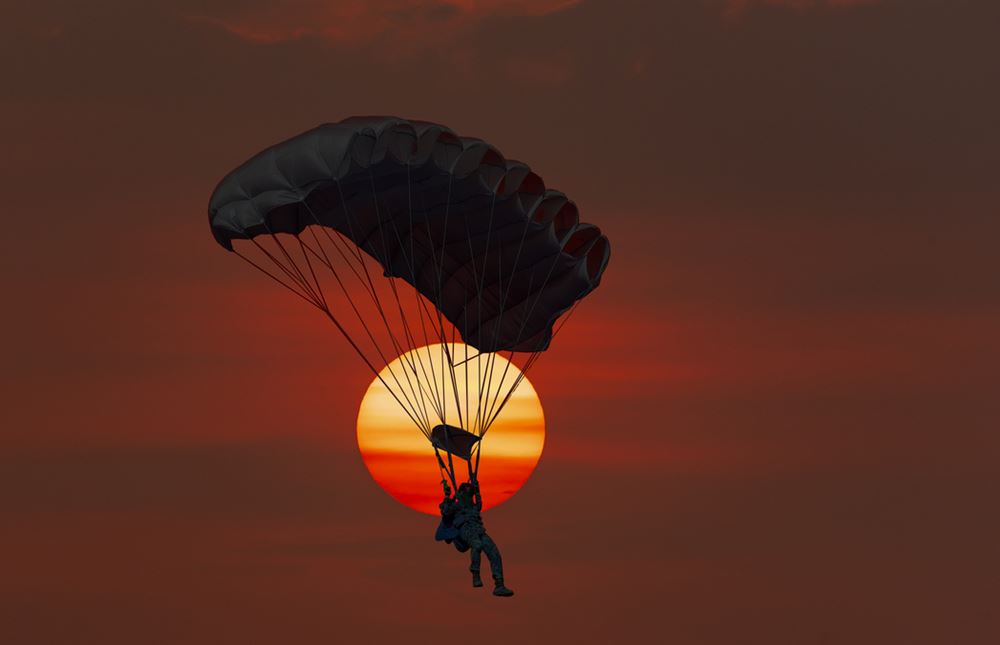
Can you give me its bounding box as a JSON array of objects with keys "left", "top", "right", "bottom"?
[{"left": 208, "top": 116, "right": 610, "bottom": 489}]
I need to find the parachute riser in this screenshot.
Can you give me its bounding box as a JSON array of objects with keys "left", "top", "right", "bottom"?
[{"left": 434, "top": 446, "right": 457, "bottom": 492}]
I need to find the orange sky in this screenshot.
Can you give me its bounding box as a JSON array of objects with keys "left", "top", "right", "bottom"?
[{"left": 3, "top": 1, "right": 1000, "bottom": 644}]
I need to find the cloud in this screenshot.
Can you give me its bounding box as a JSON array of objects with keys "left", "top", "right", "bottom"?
[
  {"left": 722, "top": 0, "right": 881, "bottom": 18},
  {"left": 185, "top": 0, "right": 582, "bottom": 47}
]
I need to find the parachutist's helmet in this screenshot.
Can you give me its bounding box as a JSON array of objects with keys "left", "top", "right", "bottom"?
[{"left": 458, "top": 482, "right": 475, "bottom": 494}]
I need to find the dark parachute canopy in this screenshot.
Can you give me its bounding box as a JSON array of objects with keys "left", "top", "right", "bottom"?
[{"left": 208, "top": 116, "right": 609, "bottom": 486}]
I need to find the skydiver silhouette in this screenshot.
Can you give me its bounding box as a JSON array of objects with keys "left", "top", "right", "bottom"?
[{"left": 437, "top": 480, "right": 514, "bottom": 597}]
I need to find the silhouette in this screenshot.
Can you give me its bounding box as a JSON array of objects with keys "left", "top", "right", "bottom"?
[
  {"left": 438, "top": 480, "right": 514, "bottom": 597},
  {"left": 209, "top": 117, "right": 611, "bottom": 595}
]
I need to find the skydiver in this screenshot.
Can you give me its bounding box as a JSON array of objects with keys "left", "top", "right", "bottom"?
[{"left": 438, "top": 480, "right": 514, "bottom": 597}]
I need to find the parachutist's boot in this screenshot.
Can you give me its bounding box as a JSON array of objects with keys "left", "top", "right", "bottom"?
[
  {"left": 492, "top": 578, "right": 514, "bottom": 597},
  {"left": 471, "top": 571, "right": 483, "bottom": 588}
]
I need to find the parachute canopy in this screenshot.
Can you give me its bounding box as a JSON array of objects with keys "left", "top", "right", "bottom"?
[
  {"left": 208, "top": 116, "right": 609, "bottom": 353},
  {"left": 208, "top": 117, "right": 610, "bottom": 490}
]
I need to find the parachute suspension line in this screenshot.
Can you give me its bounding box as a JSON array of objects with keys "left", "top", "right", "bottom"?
[
  {"left": 283, "top": 229, "right": 434, "bottom": 435},
  {"left": 290, "top": 199, "right": 430, "bottom": 432},
  {"left": 478, "top": 223, "right": 507, "bottom": 442},
  {"left": 473, "top": 441, "right": 482, "bottom": 485},
  {"left": 481, "top": 249, "right": 583, "bottom": 437},
  {"left": 294, "top": 233, "right": 329, "bottom": 311},
  {"left": 299, "top": 195, "right": 381, "bottom": 308},
  {"left": 474, "top": 190, "right": 500, "bottom": 437},
  {"left": 444, "top": 431, "right": 458, "bottom": 491},
  {"left": 480, "top": 358, "right": 513, "bottom": 436},
  {"left": 265, "top": 230, "right": 325, "bottom": 306},
  {"left": 382, "top": 172, "right": 446, "bottom": 425},
  {"left": 232, "top": 248, "right": 317, "bottom": 309},
  {"left": 378, "top": 192, "right": 447, "bottom": 425},
  {"left": 403, "top": 160, "right": 442, "bottom": 422},
  {"left": 287, "top": 197, "right": 433, "bottom": 433},
  {"left": 294, "top": 229, "right": 433, "bottom": 433},
  {"left": 483, "top": 300, "right": 581, "bottom": 434},
  {"left": 434, "top": 446, "right": 457, "bottom": 491},
  {"left": 248, "top": 237, "right": 321, "bottom": 304},
  {"left": 304, "top": 226, "right": 337, "bottom": 280},
  {"left": 482, "top": 350, "right": 518, "bottom": 436},
  {"left": 419, "top": 313, "right": 459, "bottom": 430},
  {"left": 409, "top": 303, "right": 447, "bottom": 429},
  {"left": 459, "top": 192, "right": 494, "bottom": 436},
  {"left": 405, "top": 161, "right": 448, "bottom": 426},
  {"left": 482, "top": 269, "right": 536, "bottom": 430},
  {"left": 389, "top": 282, "right": 442, "bottom": 426},
  {"left": 322, "top": 183, "right": 439, "bottom": 436},
  {"left": 505, "top": 232, "right": 572, "bottom": 351},
  {"left": 461, "top": 440, "right": 480, "bottom": 484},
  {"left": 464, "top": 312, "right": 471, "bottom": 435},
  {"left": 414, "top": 287, "right": 445, "bottom": 423},
  {"left": 396, "top": 242, "right": 467, "bottom": 430},
  {"left": 366, "top": 170, "right": 445, "bottom": 431},
  {"left": 479, "top": 230, "right": 581, "bottom": 434},
  {"left": 408, "top": 284, "right": 446, "bottom": 427},
  {"left": 304, "top": 220, "right": 375, "bottom": 303},
  {"left": 461, "top": 219, "right": 479, "bottom": 434},
  {"left": 429, "top": 171, "right": 466, "bottom": 434},
  {"left": 286, "top": 193, "right": 432, "bottom": 435},
  {"left": 321, "top": 304, "right": 431, "bottom": 436},
  {"left": 478, "top": 199, "right": 537, "bottom": 437},
  {"left": 423, "top": 296, "right": 459, "bottom": 429},
  {"left": 401, "top": 184, "right": 461, "bottom": 434},
  {"left": 234, "top": 233, "right": 429, "bottom": 435},
  {"left": 388, "top": 274, "right": 443, "bottom": 424},
  {"left": 386, "top": 178, "right": 477, "bottom": 431}
]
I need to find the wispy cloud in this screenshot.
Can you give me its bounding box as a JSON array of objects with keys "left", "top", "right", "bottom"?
[{"left": 185, "top": 0, "right": 581, "bottom": 47}]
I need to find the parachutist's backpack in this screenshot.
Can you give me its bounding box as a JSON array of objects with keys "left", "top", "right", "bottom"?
[{"left": 435, "top": 517, "right": 469, "bottom": 552}]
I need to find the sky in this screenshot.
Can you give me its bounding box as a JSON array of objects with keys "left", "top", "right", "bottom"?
[{"left": 2, "top": 0, "right": 999, "bottom": 643}]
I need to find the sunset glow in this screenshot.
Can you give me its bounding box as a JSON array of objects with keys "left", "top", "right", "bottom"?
[{"left": 357, "top": 343, "right": 545, "bottom": 515}]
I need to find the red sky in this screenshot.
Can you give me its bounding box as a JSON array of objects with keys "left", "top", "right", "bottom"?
[{"left": 2, "top": 1, "right": 999, "bottom": 643}]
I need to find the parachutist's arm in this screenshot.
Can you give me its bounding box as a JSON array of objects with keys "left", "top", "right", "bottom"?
[
  {"left": 473, "top": 483, "right": 483, "bottom": 510},
  {"left": 439, "top": 496, "right": 456, "bottom": 518}
]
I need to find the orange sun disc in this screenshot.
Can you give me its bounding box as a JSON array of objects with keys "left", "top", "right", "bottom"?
[{"left": 356, "top": 343, "right": 545, "bottom": 515}]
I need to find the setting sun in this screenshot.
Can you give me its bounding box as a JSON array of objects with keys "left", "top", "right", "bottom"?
[{"left": 357, "top": 343, "right": 545, "bottom": 515}]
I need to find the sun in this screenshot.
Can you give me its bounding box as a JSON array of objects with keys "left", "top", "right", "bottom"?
[{"left": 356, "top": 343, "right": 545, "bottom": 515}]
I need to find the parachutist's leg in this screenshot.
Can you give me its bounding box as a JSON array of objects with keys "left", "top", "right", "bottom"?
[
  {"left": 481, "top": 534, "right": 503, "bottom": 582},
  {"left": 469, "top": 545, "right": 482, "bottom": 574},
  {"left": 482, "top": 534, "right": 512, "bottom": 596},
  {"left": 466, "top": 533, "right": 484, "bottom": 588}
]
